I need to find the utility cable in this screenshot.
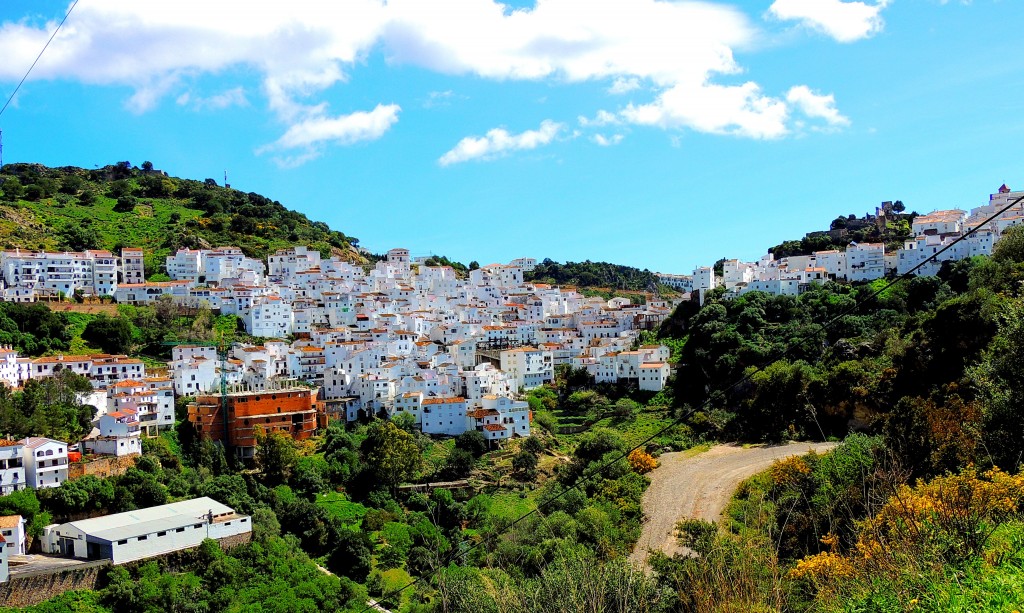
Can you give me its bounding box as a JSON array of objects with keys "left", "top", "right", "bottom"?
[{"left": 0, "top": 0, "right": 81, "bottom": 118}]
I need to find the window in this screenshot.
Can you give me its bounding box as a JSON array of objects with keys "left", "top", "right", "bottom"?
[
  {"left": 194, "top": 524, "right": 202, "bottom": 529},
  {"left": 157, "top": 531, "right": 167, "bottom": 537},
  {"left": 176, "top": 528, "right": 185, "bottom": 533},
  {"left": 117, "top": 539, "right": 127, "bottom": 545},
  {"left": 138, "top": 535, "right": 148, "bottom": 541}
]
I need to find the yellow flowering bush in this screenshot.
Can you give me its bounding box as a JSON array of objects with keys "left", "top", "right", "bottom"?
[
  {"left": 628, "top": 448, "right": 658, "bottom": 474},
  {"left": 769, "top": 455, "right": 812, "bottom": 488},
  {"left": 857, "top": 466, "right": 1024, "bottom": 566}
]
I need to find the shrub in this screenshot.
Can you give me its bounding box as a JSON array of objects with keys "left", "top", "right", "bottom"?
[{"left": 628, "top": 448, "right": 658, "bottom": 474}]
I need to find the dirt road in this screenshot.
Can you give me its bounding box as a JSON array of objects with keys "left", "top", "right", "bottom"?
[{"left": 628, "top": 442, "right": 837, "bottom": 566}]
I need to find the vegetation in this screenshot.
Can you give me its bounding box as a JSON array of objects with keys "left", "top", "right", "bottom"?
[
  {"left": 8, "top": 207, "right": 1024, "bottom": 611},
  {"left": 0, "top": 162, "right": 365, "bottom": 275},
  {"left": 0, "top": 301, "right": 73, "bottom": 355},
  {"left": 0, "top": 369, "right": 95, "bottom": 441},
  {"left": 768, "top": 206, "right": 915, "bottom": 258},
  {"left": 525, "top": 258, "right": 659, "bottom": 291}
]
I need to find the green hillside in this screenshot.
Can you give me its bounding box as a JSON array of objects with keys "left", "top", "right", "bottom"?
[{"left": 0, "top": 161, "right": 366, "bottom": 278}]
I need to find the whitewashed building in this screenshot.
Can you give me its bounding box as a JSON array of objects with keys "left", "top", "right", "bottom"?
[
  {"left": 40, "top": 497, "right": 251, "bottom": 564},
  {"left": 20, "top": 437, "right": 68, "bottom": 489},
  {"left": 0, "top": 440, "right": 25, "bottom": 495},
  {"left": 0, "top": 515, "right": 26, "bottom": 556}
]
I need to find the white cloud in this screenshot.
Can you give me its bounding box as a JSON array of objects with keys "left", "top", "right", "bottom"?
[
  {"left": 177, "top": 87, "right": 248, "bottom": 111},
  {"left": 621, "top": 81, "right": 790, "bottom": 139},
  {"left": 768, "top": 0, "right": 889, "bottom": 43},
  {"left": 608, "top": 76, "right": 641, "bottom": 94},
  {"left": 439, "top": 120, "right": 563, "bottom": 166},
  {"left": 578, "top": 110, "right": 620, "bottom": 127},
  {"left": 592, "top": 133, "right": 624, "bottom": 146},
  {"left": 786, "top": 85, "right": 849, "bottom": 127},
  {"left": 0, "top": 0, "right": 856, "bottom": 161},
  {"left": 258, "top": 103, "right": 400, "bottom": 158}
]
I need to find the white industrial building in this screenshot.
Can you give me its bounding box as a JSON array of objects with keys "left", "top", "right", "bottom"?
[{"left": 41, "top": 497, "right": 251, "bottom": 564}]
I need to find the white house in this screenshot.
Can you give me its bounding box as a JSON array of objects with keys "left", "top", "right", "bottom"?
[
  {"left": 0, "top": 440, "right": 25, "bottom": 495},
  {"left": 420, "top": 397, "right": 469, "bottom": 436},
  {"left": 165, "top": 249, "right": 204, "bottom": 283},
  {"left": 499, "top": 346, "right": 553, "bottom": 391},
  {"left": 0, "top": 533, "right": 7, "bottom": 583},
  {"left": 468, "top": 395, "right": 531, "bottom": 442},
  {"left": 244, "top": 297, "right": 292, "bottom": 338},
  {"left": 846, "top": 242, "right": 885, "bottom": 282},
  {"left": 0, "top": 249, "right": 119, "bottom": 298},
  {"left": 40, "top": 497, "right": 251, "bottom": 564},
  {"left": 639, "top": 362, "right": 672, "bottom": 391},
  {"left": 120, "top": 247, "right": 145, "bottom": 286},
  {"left": 20, "top": 437, "right": 68, "bottom": 489},
  {"left": 0, "top": 515, "right": 27, "bottom": 555},
  {"left": 84, "top": 410, "right": 142, "bottom": 457},
  {"left": 0, "top": 347, "right": 29, "bottom": 388}
]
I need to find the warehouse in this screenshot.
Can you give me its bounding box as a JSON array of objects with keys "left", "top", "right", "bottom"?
[{"left": 40, "top": 497, "right": 250, "bottom": 564}]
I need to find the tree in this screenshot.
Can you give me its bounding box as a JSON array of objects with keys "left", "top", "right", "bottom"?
[
  {"left": 113, "top": 195, "right": 137, "bottom": 213},
  {"left": 141, "top": 160, "right": 154, "bottom": 171},
  {"left": 992, "top": 225, "right": 1024, "bottom": 264},
  {"left": 361, "top": 420, "right": 422, "bottom": 487},
  {"left": 327, "top": 526, "right": 373, "bottom": 581},
  {"left": 442, "top": 448, "right": 476, "bottom": 479},
  {"left": 81, "top": 315, "right": 134, "bottom": 354},
  {"left": 255, "top": 427, "right": 299, "bottom": 486},
  {"left": 892, "top": 200, "right": 906, "bottom": 213},
  {"left": 512, "top": 450, "right": 538, "bottom": 480},
  {"left": 455, "top": 430, "right": 488, "bottom": 457},
  {"left": 469, "top": 261, "right": 480, "bottom": 270}
]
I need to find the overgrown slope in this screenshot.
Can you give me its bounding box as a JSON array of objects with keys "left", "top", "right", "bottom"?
[{"left": 0, "top": 162, "right": 366, "bottom": 278}]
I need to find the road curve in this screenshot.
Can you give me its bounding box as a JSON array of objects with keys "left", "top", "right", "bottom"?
[{"left": 628, "top": 441, "right": 837, "bottom": 567}]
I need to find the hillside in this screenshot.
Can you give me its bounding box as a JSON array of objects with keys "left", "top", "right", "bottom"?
[
  {"left": 0, "top": 162, "right": 366, "bottom": 278},
  {"left": 525, "top": 258, "right": 665, "bottom": 292}
]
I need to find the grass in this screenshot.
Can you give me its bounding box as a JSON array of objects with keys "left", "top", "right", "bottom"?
[
  {"left": 316, "top": 491, "right": 368, "bottom": 526},
  {"left": 17, "top": 194, "right": 205, "bottom": 259},
  {"left": 376, "top": 568, "right": 415, "bottom": 610},
  {"left": 490, "top": 490, "right": 538, "bottom": 520},
  {"left": 420, "top": 438, "right": 455, "bottom": 479}
]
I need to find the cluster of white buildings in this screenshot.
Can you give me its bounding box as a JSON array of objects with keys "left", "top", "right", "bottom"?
[
  {"left": 658, "top": 184, "right": 1024, "bottom": 301},
  {"left": 0, "top": 244, "right": 675, "bottom": 447},
  {"left": 157, "top": 247, "right": 675, "bottom": 441},
  {"left": 0, "top": 249, "right": 119, "bottom": 301}
]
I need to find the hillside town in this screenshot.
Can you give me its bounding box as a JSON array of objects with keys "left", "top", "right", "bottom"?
[
  {"left": 657, "top": 184, "right": 1024, "bottom": 303},
  {"left": 0, "top": 182, "right": 1020, "bottom": 591},
  {"left": 0, "top": 242, "right": 677, "bottom": 478}
]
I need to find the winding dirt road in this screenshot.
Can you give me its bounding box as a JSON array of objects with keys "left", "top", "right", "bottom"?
[{"left": 628, "top": 442, "right": 837, "bottom": 567}]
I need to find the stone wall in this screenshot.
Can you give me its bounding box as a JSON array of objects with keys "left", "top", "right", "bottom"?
[
  {"left": 0, "top": 533, "right": 251, "bottom": 606},
  {"left": 217, "top": 531, "right": 252, "bottom": 550},
  {"left": 0, "top": 561, "right": 109, "bottom": 608},
  {"left": 68, "top": 454, "right": 137, "bottom": 480}
]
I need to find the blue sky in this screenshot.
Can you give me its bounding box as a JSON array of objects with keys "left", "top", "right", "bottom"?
[{"left": 1, "top": 0, "right": 1021, "bottom": 273}]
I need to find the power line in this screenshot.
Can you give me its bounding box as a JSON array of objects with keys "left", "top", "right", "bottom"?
[
  {"left": 0, "top": 0, "right": 81, "bottom": 119},
  {"left": 359, "top": 192, "right": 1024, "bottom": 611}
]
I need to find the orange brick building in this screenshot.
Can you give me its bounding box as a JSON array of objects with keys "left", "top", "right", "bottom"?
[{"left": 187, "top": 388, "right": 318, "bottom": 459}]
